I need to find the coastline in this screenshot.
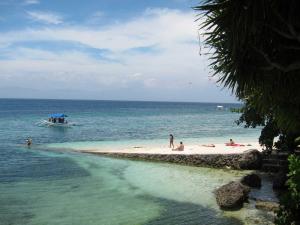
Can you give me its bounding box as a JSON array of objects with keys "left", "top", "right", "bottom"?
[
  {"left": 76, "top": 142, "right": 262, "bottom": 155},
  {"left": 1, "top": 98, "right": 276, "bottom": 225},
  {"left": 62, "top": 142, "right": 264, "bottom": 170}
]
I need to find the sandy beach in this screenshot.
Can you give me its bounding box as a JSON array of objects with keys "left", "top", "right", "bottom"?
[{"left": 78, "top": 142, "right": 263, "bottom": 155}]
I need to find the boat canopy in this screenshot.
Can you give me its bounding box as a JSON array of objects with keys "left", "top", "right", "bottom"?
[{"left": 48, "top": 113, "right": 68, "bottom": 118}]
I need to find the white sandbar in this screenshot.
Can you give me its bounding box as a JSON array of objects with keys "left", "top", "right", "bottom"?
[{"left": 78, "top": 142, "right": 263, "bottom": 155}]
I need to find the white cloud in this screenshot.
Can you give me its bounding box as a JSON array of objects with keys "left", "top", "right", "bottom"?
[
  {"left": 24, "top": 0, "right": 40, "bottom": 5},
  {"left": 0, "top": 8, "right": 234, "bottom": 102},
  {"left": 27, "top": 11, "right": 63, "bottom": 24},
  {"left": 2, "top": 9, "right": 197, "bottom": 50}
]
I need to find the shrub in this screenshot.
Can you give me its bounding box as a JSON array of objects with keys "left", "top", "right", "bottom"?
[{"left": 275, "top": 155, "right": 300, "bottom": 225}]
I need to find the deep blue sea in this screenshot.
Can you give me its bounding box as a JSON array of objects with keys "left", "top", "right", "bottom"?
[{"left": 0, "top": 99, "right": 275, "bottom": 225}]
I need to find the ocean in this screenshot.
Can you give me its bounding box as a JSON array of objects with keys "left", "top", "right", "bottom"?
[{"left": 0, "top": 99, "right": 275, "bottom": 225}]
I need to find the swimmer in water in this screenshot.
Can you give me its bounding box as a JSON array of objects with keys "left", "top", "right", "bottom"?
[{"left": 26, "top": 137, "right": 32, "bottom": 147}]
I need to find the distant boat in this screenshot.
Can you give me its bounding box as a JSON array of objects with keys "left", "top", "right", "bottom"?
[
  {"left": 216, "top": 105, "right": 224, "bottom": 110},
  {"left": 39, "top": 113, "right": 76, "bottom": 127}
]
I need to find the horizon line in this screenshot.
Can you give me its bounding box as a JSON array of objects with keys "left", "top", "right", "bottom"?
[{"left": 0, "top": 97, "right": 241, "bottom": 104}]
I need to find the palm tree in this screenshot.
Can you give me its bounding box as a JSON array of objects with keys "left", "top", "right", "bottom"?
[
  {"left": 194, "top": 0, "right": 300, "bottom": 132},
  {"left": 194, "top": 1, "right": 300, "bottom": 224}
]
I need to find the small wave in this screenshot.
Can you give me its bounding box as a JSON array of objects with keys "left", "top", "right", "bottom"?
[{"left": 36, "top": 120, "right": 80, "bottom": 127}]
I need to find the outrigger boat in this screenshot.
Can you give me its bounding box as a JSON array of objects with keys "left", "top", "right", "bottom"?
[{"left": 42, "top": 113, "right": 71, "bottom": 127}]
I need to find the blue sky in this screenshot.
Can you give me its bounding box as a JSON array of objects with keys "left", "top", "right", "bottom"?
[{"left": 0, "top": 0, "right": 237, "bottom": 102}]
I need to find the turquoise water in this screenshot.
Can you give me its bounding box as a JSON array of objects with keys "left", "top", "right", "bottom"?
[{"left": 0, "top": 99, "right": 275, "bottom": 225}]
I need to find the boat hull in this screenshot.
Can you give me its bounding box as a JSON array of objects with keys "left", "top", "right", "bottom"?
[{"left": 39, "top": 120, "right": 75, "bottom": 127}]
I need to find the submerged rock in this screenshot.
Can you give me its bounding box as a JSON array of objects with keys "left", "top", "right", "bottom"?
[
  {"left": 245, "top": 216, "right": 275, "bottom": 225},
  {"left": 241, "top": 173, "right": 261, "bottom": 188},
  {"left": 238, "top": 149, "right": 262, "bottom": 170},
  {"left": 255, "top": 200, "right": 279, "bottom": 212},
  {"left": 215, "top": 181, "right": 250, "bottom": 210}
]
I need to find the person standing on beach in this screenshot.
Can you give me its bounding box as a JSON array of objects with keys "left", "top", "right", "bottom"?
[{"left": 169, "top": 134, "right": 174, "bottom": 149}]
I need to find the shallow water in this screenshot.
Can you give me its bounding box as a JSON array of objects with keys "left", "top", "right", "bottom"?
[
  {"left": 0, "top": 99, "right": 275, "bottom": 225},
  {"left": 0, "top": 147, "right": 276, "bottom": 225}
]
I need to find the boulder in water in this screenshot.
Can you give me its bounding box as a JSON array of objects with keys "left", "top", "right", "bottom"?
[
  {"left": 215, "top": 181, "right": 250, "bottom": 210},
  {"left": 238, "top": 149, "right": 262, "bottom": 169},
  {"left": 241, "top": 173, "right": 261, "bottom": 188}
]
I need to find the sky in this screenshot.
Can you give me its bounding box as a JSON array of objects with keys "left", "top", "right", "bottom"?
[{"left": 0, "top": 0, "right": 237, "bottom": 103}]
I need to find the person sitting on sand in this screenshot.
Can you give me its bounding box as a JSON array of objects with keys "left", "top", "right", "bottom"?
[
  {"left": 169, "top": 134, "right": 174, "bottom": 149},
  {"left": 202, "top": 144, "right": 215, "bottom": 147},
  {"left": 173, "top": 141, "right": 184, "bottom": 151},
  {"left": 225, "top": 139, "right": 245, "bottom": 147}
]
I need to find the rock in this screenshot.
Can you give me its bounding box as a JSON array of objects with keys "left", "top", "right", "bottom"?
[
  {"left": 272, "top": 172, "right": 287, "bottom": 190},
  {"left": 215, "top": 181, "right": 250, "bottom": 210},
  {"left": 245, "top": 216, "right": 275, "bottom": 225},
  {"left": 91, "top": 152, "right": 264, "bottom": 170},
  {"left": 255, "top": 200, "right": 279, "bottom": 212},
  {"left": 238, "top": 149, "right": 262, "bottom": 169},
  {"left": 241, "top": 173, "right": 262, "bottom": 188}
]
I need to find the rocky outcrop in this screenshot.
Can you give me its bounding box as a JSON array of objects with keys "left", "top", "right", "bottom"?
[
  {"left": 215, "top": 181, "right": 250, "bottom": 210},
  {"left": 237, "top": 149, "right": 262, "bottom": 170},
  {"left": 241, "top": 173, "right": 262, "bottom": 188},
  {"left": 86, "top": 149, "right": 263, "bottom": 170},
  {"left": 261, "top": 152, "right": 289, "bottom": 172},
  {"left": 255, "top": 200, "right": 279, "bottom": 212}
]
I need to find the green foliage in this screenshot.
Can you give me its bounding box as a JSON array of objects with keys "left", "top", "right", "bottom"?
[
  {"left": 229, "top": 108, "right": 241, "bottom": 113},
  {"left": 295, "top": 137, "right": 300, "bottom": 145},
  {"left": 231, "top": 99, "right": 280, "bottom": 150},
  {"left": 274, "top": 134, "right": 299, "bottom": 152},
  {"left": 194, "top": 1, "right": 300, "bottom": 223},
  {"left": 194, "top": 0, "right": 300, "bottom": 132},
  {"left": 195, "top": 0, "right": 300, "bottom": 151},
  {"left": 275, "top": 155, "right": 300, "bottom": 225},
  {"left": 259, "top": 120, "right": 279, "bottom": 150},
  {"left": 235, "top": 100, "right": 265, "bottom": 129}
]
